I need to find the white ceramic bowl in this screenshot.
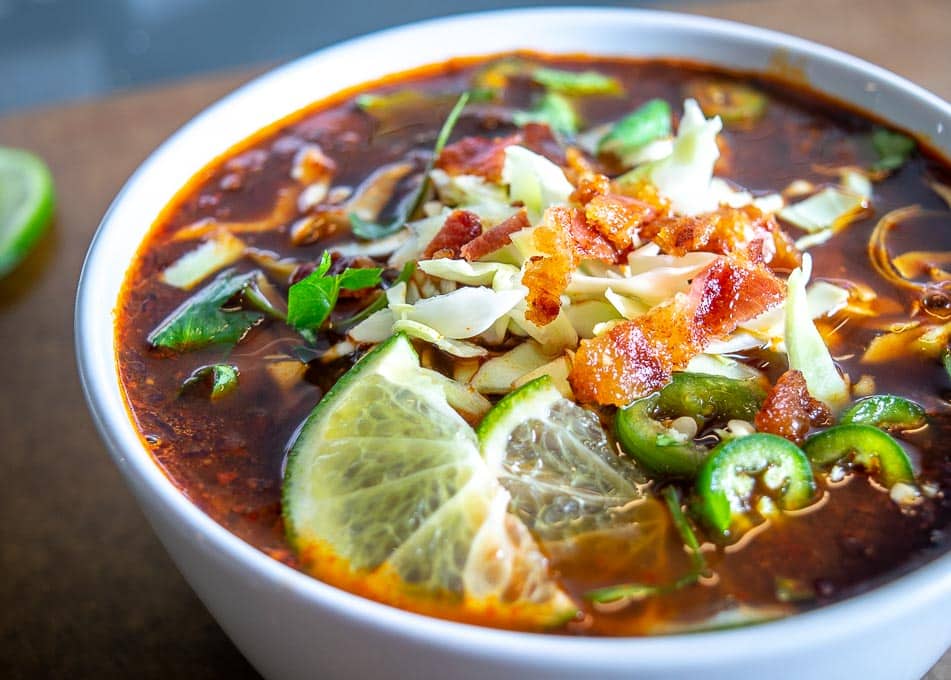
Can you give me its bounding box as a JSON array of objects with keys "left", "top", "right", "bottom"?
[{"left": 76, "top": 7, "right": 951, "bottom": 680}]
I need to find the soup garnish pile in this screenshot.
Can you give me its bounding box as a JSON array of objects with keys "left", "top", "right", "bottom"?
[{"left": 117, "top": 54, "right": 951, "bottom": 634}]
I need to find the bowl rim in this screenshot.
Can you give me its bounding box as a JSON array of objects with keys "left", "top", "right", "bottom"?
[{"left": 76, "top": 4, "right": 951, "bottom": 665}]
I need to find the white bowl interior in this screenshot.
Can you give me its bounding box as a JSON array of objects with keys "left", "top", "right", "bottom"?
[{"left": 76, "top": 7, "right": 951, "bottom": 679}]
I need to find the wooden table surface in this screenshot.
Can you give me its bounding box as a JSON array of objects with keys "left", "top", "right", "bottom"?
[{"left": 1, "top": 0, "right": 948, "bottom": 677}]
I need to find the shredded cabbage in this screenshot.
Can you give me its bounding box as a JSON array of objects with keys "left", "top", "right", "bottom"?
[
  {"left": 161, "top": 231, "right": 246, "bottom": 289},
  {"left": 741, "top": 280, "right": 849, "bottom": 342},
  {"left": 418, "top": 258, "right": 519, "bottom": 287},
  {"left": 604, "top": 288, "right": 648, "bottom": 320},
  {"left": 685, "top": 354, "right": 764, "bottom": 381},
  {"left": 621, "top": 99, "right": 724, "bottom": 215},
  {"left": 348, "top": 282, "right": 524, "bottom": 354},
  {"left": 470, "top": 341, "right": 551, "bottom": 394},
  {"left": 784, "top": 255, "right": 849, "bottom": 411},
  {"left": 512, "top": 355, "right": 573, "bottom": 398},
  {"left": 409, "top": 287, "right": 524, "bottom": 338},
  {"left": 508, "top": 305, "right": 578, "bottom": 354},
  {"left": 430, "top": 170, "right": 519, "bottom": 226},
  {"left": 568, "top": 246, "right": 716, "bottom": 306},
  {"left": 778, "top": 187, "right": 867, "bottom": 233},
  {"left": 501, "top": 145, "right": 573, "bottom": 223},
  {"left": 388, "top": 208, "right": 452, "bottom": 267},
  {"left": 564, "top": 299, "right": 621, "bottom": 338}
]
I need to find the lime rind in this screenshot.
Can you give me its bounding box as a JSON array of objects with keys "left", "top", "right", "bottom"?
[
  {"left": 0, "top": 147, "right": 55, "bottom": 277},
  {"left": 284, "top": 334, "right": 480, "bottom": 561},
  {"left": 283, "top": 333, "right": 576, "bottom": 625}
]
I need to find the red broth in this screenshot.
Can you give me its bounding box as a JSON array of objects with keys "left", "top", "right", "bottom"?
[{"left": 116, "top": 53, "right": 951, "bottom": 634}]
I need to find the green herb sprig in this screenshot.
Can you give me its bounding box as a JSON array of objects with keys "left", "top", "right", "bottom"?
[{"left": 287, "top": 251, "right": 382, "bottom": 331}]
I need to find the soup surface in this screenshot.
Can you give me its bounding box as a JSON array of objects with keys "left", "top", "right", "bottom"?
[{"left": 116, "top": 53, "right": 951, "bottom": 634}]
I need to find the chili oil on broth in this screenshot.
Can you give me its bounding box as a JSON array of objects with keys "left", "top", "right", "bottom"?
[{"left": 115, "top": 51, "right": 951, "bottom": 634}]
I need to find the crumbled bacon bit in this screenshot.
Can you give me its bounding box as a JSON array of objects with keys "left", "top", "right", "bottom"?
[
  {"left": 436, "top": 123, "right": 564, "bottom": 181},
  {"left": 767, "top": 221, "right": 803, "bottom": 270},
  {"left": 643, "top": 204, "right": 799, "bottom": 268},
  {"left": 687, "top": 253, "right": 784, "bottom": 342},
  {"left": 523, "top": 208, "right": 575, "bottom": 326},
  {"left": 561, "top": 206, "right": 616, "bottom": 262},
  {"left": 520, "top": 122, "right": 566, "bottom": 166},
  {"left": 755, "top": 370, "right": 832, "bottom": 445},
  {"left": 570, "top": 173, "right": 612, "bottom": 206},
  {"left": 436, "top": 133, "right": 520, "bottom": 181},
  {"left": 584, "top": 193, "right": 657, "bottom": 251},
  {"left": 564, "top": 147, "right": 602, "bottom": 189},
  {"left": 614, "top": 179, "right": 671, "bottom": 213},
  {"left": 570, "top": 254, "right": 785, "bottom": 405},
  {"left": 523, "top": 206, "right": 624, "bottom": 325},
  {"left": 570, "top": 301, "right": 693, "bottom": 405},
  {"left": 423, "top": 210, "right": 483, "bottom": 259},
  {"left": 460, "top": 210, "right": 529, "bottom": 261}
]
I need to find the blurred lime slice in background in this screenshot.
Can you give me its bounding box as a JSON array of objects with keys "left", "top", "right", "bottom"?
[{"left": 0, "top": 147, "right": 55, "bottom": 278}]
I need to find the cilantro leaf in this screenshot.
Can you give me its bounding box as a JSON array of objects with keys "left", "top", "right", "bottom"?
[
  {"left": 339, "top": 266, "right": 382, "bottom": 290},
  {"left": 872, "top": 128, "right": 916, "bottom": 171},
  {"left": 287, "top": 254, "right": 383, "bottom": 331},
  {"left": 532, "top": 67, "right": 622, "bottom": 96},
  {"left": 180, "top": 363, "right": 240, "bottom": 400},
  {"left": 287, "top": 272, "right": 338, "bottom": 331},
  {"left": 148, "top": 269, "right": 264, "bottom": 351},
  {"left": 350, "top": 91, "right": 470, "bottom": 240},
  {"left": 513, "top": 92, "right": 579, "bottom": 137},
  {"left": 337, "top": 261, "right": 415, "bottom": 330}
]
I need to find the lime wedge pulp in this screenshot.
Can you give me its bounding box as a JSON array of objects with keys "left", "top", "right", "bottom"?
[
  {"left": 0, "top": 146, "right": 55, "bottom": 278},
  {"left": 477, "top": 375, "right": 646, "bottom": 540},
  {"left": 282, "top": 334, "right": 576, "bottom": 628}
]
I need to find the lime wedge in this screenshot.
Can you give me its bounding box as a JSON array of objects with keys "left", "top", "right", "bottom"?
[
  {"left": 283, "top": 334, "right": 575, "bottom": 627},
  {"left": 477, "top": 376, "right": 645, "bottom": 540},
  {"left": 0, "top": 147, "right": 55, "bottom": 278}
]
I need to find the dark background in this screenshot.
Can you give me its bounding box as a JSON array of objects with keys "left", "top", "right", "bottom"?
[{"left": 0, "top": 0, "right": 676, "bottom": 114}]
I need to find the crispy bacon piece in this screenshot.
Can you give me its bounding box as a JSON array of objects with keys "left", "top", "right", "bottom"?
[
  {"left": 768, "top": 221, "right": 803, "bottom": 270},
  {"left": 614, "top": 179, "right": 671, "bottom": 213},
  {"left": 522, "top": 208, "right": 575, "bottom": 326},
  {"left": 584, "top": 194, "right": 657, "bottom": 251},
  {"left": 562, "top": 206, "right": 616, "bottom": 262},
  {"left": 570, "top": 173, "right": 612, "bottom": 206},
  {"left": 522, "top": 206, "right": 621, "bottom": 325},
  {"left": 435, "top": 123, "right": 563, "bottom": 182},
  {"left": 436, "top": 133, "right": 521, "bottom": 181},
  {"left": 643, "top": 204, "right": 800, "bottom": 268},
  {"left": 686, "top": 253, "right": 785, "bottom": 342},
  {"left": 570, "top": 301, "right": 694, "bottom": 405},
  {"left": 755, "top": 370, "right": 832, "bottom": 445},
  {"left": 570, "top": 254, "right": 785, "bottom": 405},
  {"left": 423, "top": 210, "right": 483, "bottom": 259},
  {"left": 460, "top": 210, "right": 529, "bottom": 261},
  {"left": 564, "top": 148, "right": 604, "bottom": 190},
  {"left": 520, "top": 122, "right": 565, "bottom": 166}
]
